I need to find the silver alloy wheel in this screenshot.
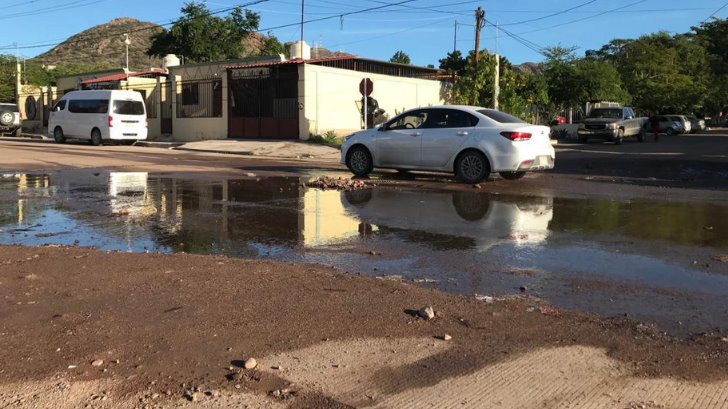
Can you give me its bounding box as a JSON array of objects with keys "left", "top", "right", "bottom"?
[
  {"left": 460, "top": 155, "right": 484, "bottom": 180},
  {"left": 349, "top": 150, "right": 369, "bottom": 174}
]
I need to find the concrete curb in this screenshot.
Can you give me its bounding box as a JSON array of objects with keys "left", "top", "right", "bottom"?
[{"left": 172, "top": 147, "right": 255, "bottom": 156}]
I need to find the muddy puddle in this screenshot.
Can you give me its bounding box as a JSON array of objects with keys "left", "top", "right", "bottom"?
[{"left": 1, "top": 170, "right": 727, "bottom": 335}]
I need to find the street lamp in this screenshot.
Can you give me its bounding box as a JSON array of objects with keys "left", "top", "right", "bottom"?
[{"left": 123, "top": 34, "right": 130, "bottom": 72}]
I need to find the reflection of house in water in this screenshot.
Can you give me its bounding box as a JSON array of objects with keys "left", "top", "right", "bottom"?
[
  {"left": 145, "top": 176, "right": 363, "bottom": 255},
  {"left": 0, "top": 174, "right": 52, "bottom": 225}
]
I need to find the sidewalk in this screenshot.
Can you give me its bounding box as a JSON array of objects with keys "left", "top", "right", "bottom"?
[{"left": 1, "top": 135, "right": 342, "bottom": 161}]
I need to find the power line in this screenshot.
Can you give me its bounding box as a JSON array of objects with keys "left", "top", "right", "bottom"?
[
  {"left": 257, "top": 0, "right": 420, "bottom": 31},
  {"left": 499, "top": 0, "right": 599, "bottom": 27},
  {"left": 0, "top": 0, "right": 271, "bottom": 52},
  {"left": 0, "top": 0, "right": 109, "bottom": 22},
  {"left": 703, "top": 1, "right": 728, "bottom": 22}
]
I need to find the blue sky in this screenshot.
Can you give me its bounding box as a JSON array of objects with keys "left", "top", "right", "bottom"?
[{"left": 1, "top": 0, "right": 727, "bottom": 67}]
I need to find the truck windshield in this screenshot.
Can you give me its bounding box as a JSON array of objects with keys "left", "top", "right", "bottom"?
[{"left": 588, "top": 108, "right": 622, "bottom": 119}]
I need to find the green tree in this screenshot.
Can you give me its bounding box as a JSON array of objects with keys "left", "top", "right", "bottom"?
[
  {"left": 258, "top": 33, "right": 286, "bottom": 56},
  {"left": 574, "top": 59, "right": 630, "bottom": 104},
  {"left": 614, "top": 32, "right": 707, "bottom": 113},
  {"left": 390, "top": 50, "right": 411, "bottom": 65},
  {"left": 438, "top": 50, "right": 466, "bottom": 75},
  {"left": 0, "top": 55, "right": 17, "bottom": 102},
  {"left": 147, "top": 1, "right": 260, "bottom": 63}
]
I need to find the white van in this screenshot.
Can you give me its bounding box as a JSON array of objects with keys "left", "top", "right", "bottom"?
[{"left": 49, "top": 90, "right": 148, "bottom": 145}]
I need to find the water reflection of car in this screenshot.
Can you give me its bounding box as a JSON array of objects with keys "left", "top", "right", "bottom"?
[
  {"left": 341, "top": 188, "right": 553, "bottom": 251},
  {"left": 341, "top": 106, "right": 555, "bottom": 184}
]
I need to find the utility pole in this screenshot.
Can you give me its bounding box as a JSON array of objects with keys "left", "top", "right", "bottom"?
[
  {"left": 300, "top": 0, "right": 305, "bottom": 47},
  {"left": 123, "top": 34, "right": 130, "bottom": 73},
  {"left": 493, "top": 22, "right": 500, "bottom": 110},
  {"left": 15, "top": 43, "right": 20, "bottom": 101},
  {"left": 453, "top": 20, "right": 458, "bottom": 53},
  {"left": 474, "top": 6, "right": 485, "bottom": 65}
]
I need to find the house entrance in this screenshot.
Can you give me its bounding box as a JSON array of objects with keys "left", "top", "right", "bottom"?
[{"left": 228, "top": 66, "right": 299, "bottom": 139}]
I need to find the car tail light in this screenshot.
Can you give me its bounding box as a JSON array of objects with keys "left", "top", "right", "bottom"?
[
  {"left": 108, "top": 115, "right": 113, "bottom": 128},
  {"left": 500, "top": 131, "right": 531, "bottom": 141}
]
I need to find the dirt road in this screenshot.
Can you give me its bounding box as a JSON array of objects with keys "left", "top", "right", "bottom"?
[
  {"left": 1, "top": 138, "right": 727, "bottom": 408},
  {"left": 1, "top": 245, "right": 727, "bottom": 409}
]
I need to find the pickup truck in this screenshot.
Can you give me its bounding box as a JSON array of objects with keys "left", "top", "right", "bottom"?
[{"left": 577, "top": 106, "right": 647, "bottom": 144}]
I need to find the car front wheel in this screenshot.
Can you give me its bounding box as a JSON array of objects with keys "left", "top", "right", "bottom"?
[
  {"left": 346, "top": 146, "right": 373, "bottom": 177},
  {"left": 456, "top": 150, "right": 490, "bottom": 184}
]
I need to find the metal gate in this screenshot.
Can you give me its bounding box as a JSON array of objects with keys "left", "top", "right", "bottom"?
[
  {"left": 228, "top": 66, "right": 298, "bottom": 139},
  {"left": 160, "top": 81, "right": 173, "bottom": 135}
]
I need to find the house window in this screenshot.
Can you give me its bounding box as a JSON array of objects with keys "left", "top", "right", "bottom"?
[{"left": 182, "top": 83, "right": 199, "bottom": 106}]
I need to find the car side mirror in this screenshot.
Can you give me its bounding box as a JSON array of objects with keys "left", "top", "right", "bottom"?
[{"left": 625, "top": 115, "right": 633, "bottom": 120}]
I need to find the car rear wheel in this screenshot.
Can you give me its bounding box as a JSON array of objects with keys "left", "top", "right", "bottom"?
[
  {"left": 53, "top": 127, "right": 66, "bottom": 144},
  {"left": 90, "top": 128, "right": 102, "bottom": 146},
  {"left": 456, "top": 150, "right": 490, "bottom": 184},
  {"left": 499, "top": 171, "right": 526, "bottom": 180},
  {"left": 346, "top": 146, "right": 373, "bottom": 177},
  {"left": 637, "top": 129, "right": 645, "bottom": 142}
]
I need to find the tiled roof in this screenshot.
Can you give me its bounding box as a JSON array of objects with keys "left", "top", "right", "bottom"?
[
  {"left": 224, "top": 55, "right": 356, "bottom": 70},
  {"left": 80, "top": 69, "right": 167, "bottom": 85}
]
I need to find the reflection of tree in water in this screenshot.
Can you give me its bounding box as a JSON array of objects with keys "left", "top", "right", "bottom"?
[
  {"left": 549, "top": 197, "right": 728, "bottom": 247},
  {"left": 144, "top": 177, "right": 303, "bottom": 257}
]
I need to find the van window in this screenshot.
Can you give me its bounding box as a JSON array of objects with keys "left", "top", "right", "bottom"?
[
  {"left": 68, "top": 99, "right": 109, "bottom": 114},
  {"left": 113, "top": 100, "right": 145, "bottom": 115},
  {"left": 52, "top": 100, "right": 66, "bottom": 112}
]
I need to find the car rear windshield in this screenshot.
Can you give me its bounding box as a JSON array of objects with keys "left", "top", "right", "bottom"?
[
  {"left": 113, "top": 100, "right": 145, "bottom": 115},
  {"left": 0, "top": 103, "right": 18, "bottom": 111},
  {"left": 477, "top": 110, "right": 526, "bottom": 124},
  {"left": 588, "top": 108, "right": 622, "bottom": 119}
]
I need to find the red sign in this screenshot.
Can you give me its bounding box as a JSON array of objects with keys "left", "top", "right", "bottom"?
[{"left": 359, "top": 78, "right": 373, "bottom": 96}]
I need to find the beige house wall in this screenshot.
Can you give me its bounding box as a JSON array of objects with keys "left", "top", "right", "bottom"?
[
  {"left": 300, "top": 64, "right": 444, "bottom": 139},
  {"left": 17, "top": 85, "right": 58, "bottom": 135},
  {"left": 167, "top": 74, "right": 229, "bottom": 142},
  {"left": 122, "top": 77, "right": 162, "bottom": 140}
]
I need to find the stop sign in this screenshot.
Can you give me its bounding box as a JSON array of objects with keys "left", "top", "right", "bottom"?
[{"left": 359, "top": 78, "right": 373, "bottom": 96}]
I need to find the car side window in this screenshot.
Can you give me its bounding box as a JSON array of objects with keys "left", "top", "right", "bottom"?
[
  {"left": 444, "top": 109, "right": 478, "bottom": 128},
  {"left": 384, "top": 110, "right": 427, "bottom": 131},
  {"left": 52, "top": 100, "right": 66, "bottom": 112}
]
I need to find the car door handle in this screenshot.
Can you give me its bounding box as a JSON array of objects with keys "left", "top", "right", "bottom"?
[{"left": 457, "top": 131, "right": 469, "bottom": 136}]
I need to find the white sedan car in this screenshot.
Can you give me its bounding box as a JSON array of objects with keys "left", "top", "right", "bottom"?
[{"left": 341, "top": 105, "right": 555, "bottom": 183}]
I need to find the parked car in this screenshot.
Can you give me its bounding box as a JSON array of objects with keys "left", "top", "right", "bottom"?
[
  {"left": 0, "top": 102, "right": 21, "bottom": 136},
  {"left": 667, "top": 115, "right": 691, "bottom": 134},
  {"left": 578, "top": 106, "right": 648, "bottom": 144},
  {"left": 48, "top": 90, "right": 147, "bottom": 145},
  {"left": 656, "top": 115, "right": 686, "bottom": 135},
  {"left": 687, "top": 116, "right": 706, "bottom": 133},
  {"left": 341, "top": 105, "right": 555, "bottom": 184}
]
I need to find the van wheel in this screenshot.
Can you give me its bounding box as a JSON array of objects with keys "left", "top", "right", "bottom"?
[
  {"left": 90, "top": 129, "right": 102, "bottom": 146},
  {"left": 53, "top": 127, "right": 66, "bottom": 143}
]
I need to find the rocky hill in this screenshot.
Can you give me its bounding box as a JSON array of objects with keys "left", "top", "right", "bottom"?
[{"left": 33, "top": 18, "right": 162, "bottom": 72}]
